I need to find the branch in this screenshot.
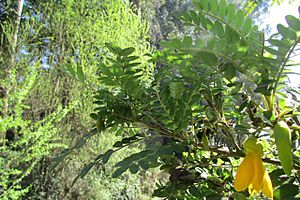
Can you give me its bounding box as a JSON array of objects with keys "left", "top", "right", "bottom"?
[
  {"left": 12, "top": 0, "right": 24, "bottom": 52},
  {"left": 195, "top": 143, "right": 300, "bottom": 170},
  {"left": 111, "top": 113, "right": 300, "bottom": 170}
]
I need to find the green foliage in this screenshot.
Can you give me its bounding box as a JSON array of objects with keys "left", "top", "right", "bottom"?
[
  {"left": 34, "top": 0, "right": 153, "bottom": 198},
  {"left": 76, "top": 0, "right": 300, "bottom": 199},
  {"left": 52, "top": 131, "right": 158, "bottom": 199},
  {"left": 0, "top": 66, "right": 72, "bottom": 199},
  {"left": 1, "top": 0, "right": 155, "bottom": 199},
  {"left": 139, "top": 0, "right": 195, "bottom": 46},
  {"left": 2, "top": 0, "right": 300, "bottom": 199}
]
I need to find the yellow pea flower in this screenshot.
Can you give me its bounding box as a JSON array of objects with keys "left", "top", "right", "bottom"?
[{"left": 234, "top": 137, "right": 273, "bottom": 199}]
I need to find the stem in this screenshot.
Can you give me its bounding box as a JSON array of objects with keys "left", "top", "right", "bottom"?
[
  {"left": 107, "top": 113, "right": 300, "bottom": 171},
  {"left": 220, "top": 122, "right": 242, "bottom": 152},
  {"left": 198, "top": 10, "right": 249, "bottom": 46},
  {"left": 273, "top": 36, "right": 300, "bottom": 99},
  {"left": 195, "top": 143, "right": 300, "bottom": 170},
  {"left": 156, "top": 85, "right": 168, "bottom": 113}
]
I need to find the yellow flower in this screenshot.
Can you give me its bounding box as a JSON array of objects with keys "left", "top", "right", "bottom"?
[{"left": 234, "top": 138, "right": 273, "bottom": 199}]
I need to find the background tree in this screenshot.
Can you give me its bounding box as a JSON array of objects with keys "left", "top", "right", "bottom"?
[
  {"left": 1, "top": 0, "right": 299, "bottom": 199},
  {"left": 0, "top": 0, "right": 155, "bottom": 199},
  {"left": 69, "top": 0, "right": 300, "bottom": 199}
]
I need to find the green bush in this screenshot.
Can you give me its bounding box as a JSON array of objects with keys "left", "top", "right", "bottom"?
[
  {"left": 0, "top": 0, "right": 154, "bottom": 199},
  {"left": 76, "top": 1, "right": 300, "bottom": 199},
  {"left": 0, "top": 65, "right": 74, "bottom": 199}
]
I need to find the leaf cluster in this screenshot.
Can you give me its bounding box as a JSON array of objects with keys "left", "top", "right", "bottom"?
[{"left": 72, "top": 1, "right": 300, "bottom": 199}]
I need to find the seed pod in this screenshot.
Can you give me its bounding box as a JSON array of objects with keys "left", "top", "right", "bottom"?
[{"left": 274, "top": 121, "right": 293, "bottom": 175}]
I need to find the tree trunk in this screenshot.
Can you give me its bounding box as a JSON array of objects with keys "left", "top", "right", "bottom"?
[{"left": 13, "top": 0, "right": 24, "bottom": 51}]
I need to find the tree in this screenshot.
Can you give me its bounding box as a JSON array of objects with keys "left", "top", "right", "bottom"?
[
  {"left": 66, "top": 0, "right": 300, "bottom": 199},
  {"left": 0, "top": 2, "right": 71, "bottom": 198},
  {"left": 0, "top": 0, "right": 153, "bottom": 199}
]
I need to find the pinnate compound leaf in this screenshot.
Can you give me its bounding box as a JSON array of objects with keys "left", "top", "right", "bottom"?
[
  {"left": 77, "top": 66, "right": 85, "bottom": 81},
  {"left": 123, "top": 56, "right": 139, "bottom": 63},
  {"left": 254, "top": 79, "right": 275, "bottom": 96},
  {"left": 138, "top": 160, "right": 149, "bottom": 170},
  {"left": 225, "top": 25, "right": 240, "bottom": 44},
  {"left": 223, "top": 63, "right": 236, "bottom": 80},
  {"left": 74, "top": 138, "right": 87, "bottom": 149},
  {"left": 218, "top": 0, "right": 227, "bottom": 18},
  {"left": 241, "top": 18, "right": 252, "bottom": 36},
  {"left": 153, "top": 188, "right": 169, "bottom": 197},
  {"left": 102, "top": 149, "right": 114, "bottom": 164},
  {"left": 205, "top": 18, "right": 214, "bottom": 30},
  {"left": 120, "top": 47, "right": 135, "bottom": 57},
  {"left": 115, "top": 150, "right": 152, "bottom": 168},
  {"left": 268, "top": 39, "right": 291, "bottom": 49},
  {"left": 213, "top": 21, "right": 224, "bottom": 37},
  {"left": 233, "top": 10, "right": 244, "bottom": 29},
  {"left": 277, "top": 24, "right": 297, "bottom": 40},
  {"left": 129, "top": 163, "right": 139, "bottom": 174},
  {"left": 199, "top": 0, "right": 209, "bottom": 11},
  {"left": 50, "top": 148, "right": 71, "bottom": 170},
  {"left": 190, "top": 10, "right": 200, "bottom": 26},
  {"left": 79, "top": 162, "right": 95, "bottom": 178},
  {"left": 113, "top": 141, "right": 123, "bottom": 147},
  {"left": 226, "top": 3, "right": 236, "bottom": 22},
  {"left": 285, "top": 15, "right": 300, "bottom": 31},
  {"left": 197, "top": 51, "right": 218, "bottom": 66},
  {"left": 197, "top": 12, "right": 207, "bottom": 29},
  {"left": 112, "top": 166, "right": 128, "bottom": 178},
  {"left": 65, "top": 64, "right": 76, "bottom": 77},
  {"left": 71, "top": 162, "right": 95, "bottom": 187},
  {"left": 99, "top": 63, "right": 112, "bottom": 76},
  {"left": 181, "top": 11, "right": 192, "bottom": 23},
  {"left": 209, "top": 0, "right": 218, "bottom": 15},
  {"left": 106, "top": 43, "right": 121, "bottom": 54},
  {"left": 169, "top": 81, "right": 184, "bottom": 99}
]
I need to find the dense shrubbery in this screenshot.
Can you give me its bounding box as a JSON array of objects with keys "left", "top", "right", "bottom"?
[
  {"left": 1, "top": 0, "right": 300, "bottom": 199},
  {"left": 0, "top": 0, "right": 154, "bottom": 199},
  {"left": 65, "top": 0, "right": 300, "bottom": 199}
]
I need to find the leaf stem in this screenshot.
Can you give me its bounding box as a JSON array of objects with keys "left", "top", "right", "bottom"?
[
  {"left": 195, "top": 143, "right": 300, "bottom": 169},
  {"left": 273, "top": 36, "right": 300, "bottom": 98}
]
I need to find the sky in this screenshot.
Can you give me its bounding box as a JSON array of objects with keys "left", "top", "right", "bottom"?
[
  {"left": 262, "top": 1, "right": 300, "bottom": 87},
  {"left": 263, "top": 1, "right": 299, "bottom": 29}
]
